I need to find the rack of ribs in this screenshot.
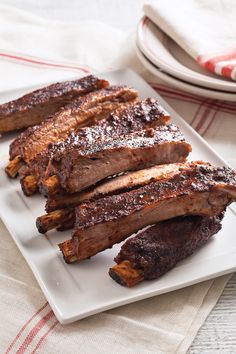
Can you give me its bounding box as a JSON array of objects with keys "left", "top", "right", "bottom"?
[
  {"left": 41, "top": 124, "right": 191, "bottom": 196},
  {"left": 23, "top": 98, "right": 171, "bottom": 196},
  {"left": 5, "top": 84, "right": 138, "bottom": 178},
  {"left": 0, "top": 75, "right": 108, "bottom": 134},
  {"left": 58, "top": 162, "right": 236, "bottom": 263},
  {"left": 109, "top": 214, "right": 224, "bottom": 287},
  {"left": 37, "top": 162, "right": 195, "bottom": 233}
]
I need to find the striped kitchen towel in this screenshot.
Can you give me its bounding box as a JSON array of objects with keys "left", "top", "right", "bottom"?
[{"left": 144, "top": 0, "right": 236, "bottom": 80}]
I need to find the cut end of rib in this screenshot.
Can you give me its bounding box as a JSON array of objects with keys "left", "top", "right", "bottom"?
[
  {"left": 40, "top": 175, "right": 61, "bottom": 196},
  {"left": 109, "top": 261, "right": 144, "bottom": 287},
  {"left": 58, "top": 239, "right": 78, "bottom": 264},
  {"left": 20, "top": 174, "right": 38, "bottom": 196},
  {"left": 5, "top": 155, "right": 23, "bottom": 178},
  {"left": 36, "top": 208, "right": 75, "bottom": 234}
]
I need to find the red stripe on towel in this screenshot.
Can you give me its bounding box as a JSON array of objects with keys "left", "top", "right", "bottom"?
[
  {"left": 221, "top": 63, "right": 235, "bottom": 79},
  {"left": 197, "top": 50, "right": 236, "bottom": 75},
  {"left": 190, "top": 99, "right": 209, "bottom": 127},
  {"left": 5, "top": 302, "right": 49, "bottom": 354},
  {"left": 31, "top": 320, "right": 58, "bottom": 354},
  {"left": 151, "top": 84, "right": 236, "bottom": 115},
  {"left": 194, "top": 106, "right": 212, "bottom": 133},
  {"left": 0, "top": 52, "right": 91, "bottom": 73},
  {"left": 201, "top": 101, "right": 225, "bottom": 137},
  {"left": 16, "top": 310, "right": 55, "bottom": 354}
]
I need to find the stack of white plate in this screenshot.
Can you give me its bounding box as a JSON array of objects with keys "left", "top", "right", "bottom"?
[{"left": 136, "top": 16, "right": 236, "bottom": 101}]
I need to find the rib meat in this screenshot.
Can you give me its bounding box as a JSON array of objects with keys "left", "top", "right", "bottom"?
[
  {"left": 45, "top": 162, "right": 191, "bottom": 212},
  {"left": 43, "top": 124, "right": 191, "bottom": 196},
  {"left": 37, "top": 162, "right": 200, "bottom": 233},
  {"left": 1, "top": 75, "right": 108, "bottom": 134},
  {"left": 109, "top": 214, "right": 224, "bottom": 287},
  {"left": 59, "top": 162, "right": 236, "bottom": 263},
  {"left": 25, "top": 98, "right": 170, "bottom": 195},
  {"left": 9, "top": 85, "right": 137, "bottom": 163}
]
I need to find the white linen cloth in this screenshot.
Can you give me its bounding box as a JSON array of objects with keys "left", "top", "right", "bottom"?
[
  {"left": 0, "top": 5, "right": 235, "bottom": 353},
  {"left": 144, "top": 0, "right": 236, "bottom": 80}
]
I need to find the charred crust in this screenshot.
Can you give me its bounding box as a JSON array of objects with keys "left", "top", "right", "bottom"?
[
  {"left": 58, "top": 240, "right": 78, "bottom": 264},
  {"left": 114, "top": 214, "right": 224, "bottom": 281},
  {"left": 108, "top": 268, "right": 128, "bottom": 286},
  {"left": 75, "top": 163, "right": 236, "bottom": 229},
  {"left": 50, "top": 98, "right": 170, "bottom": 162},
  {"left": 0, "top": 75, "right": 108, "bottom": 119},
  {"left": 36, "top": 218, "right": 47, "bottom": 234}
]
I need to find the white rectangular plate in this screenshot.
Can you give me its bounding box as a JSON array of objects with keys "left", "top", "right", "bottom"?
[{"left": 0, "top": 69, "right": 236, "bottom": 324}]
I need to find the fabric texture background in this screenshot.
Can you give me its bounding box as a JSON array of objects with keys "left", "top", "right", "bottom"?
[{"left": 0, "top": 5, "right": 235, "bottom": 353}]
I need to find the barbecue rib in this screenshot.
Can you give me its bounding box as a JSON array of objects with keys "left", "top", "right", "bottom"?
[
  {"left": 10, "top": 85, "right": 137, "bottom": 161},
  {"left": 6, "top": 85, "right": 138, "bottom": 178},
  {"left": 0, "top": 75, "right": 108, "bottom": 134},
  {"left": 46, "top": 161, "right": 189, "bottom": 211},
  {"left": 59, "top": 162, "right": 236, "bottom": 263},
  {"left": 37, "top": 162, "right": 198, "bottom": 233},
  {"left": 42, "top": 124, "right": 191, "bottom": 196},
  {"left": 109, "top": 214, "right": 224, "bottom": 287},
  {"left": 21, "top": 98, "right": 170, "bottom": 195}
]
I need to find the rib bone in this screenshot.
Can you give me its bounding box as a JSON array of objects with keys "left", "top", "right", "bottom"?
[
  {"left": 109, "top": 214, "right": 224, "bottom": 287},
  {"left": 0, "top": 75, "right": 109, "bottom": 134},
  {"left": 60, "top": 163, "right": 236, "bottom": 262}
]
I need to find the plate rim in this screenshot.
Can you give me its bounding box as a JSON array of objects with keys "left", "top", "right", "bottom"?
[
  {"left": 137, "top": 16, "right": 236, "bottom": 92},
  {"left": 136, "top": 45, "right": 236, "bottom": 102}
]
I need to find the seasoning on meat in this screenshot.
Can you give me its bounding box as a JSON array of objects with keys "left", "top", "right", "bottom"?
[
  {"left": 6, "top": 84, "right": 138, "bottom": 178},
  {"left": 1, "top": 75, "right": 109, "bottom": 134},
  {"left": 59, "top": 162, "right": 236, "bottom": 263},
  {"left": 41, "top": 124, "right": 191, "bottom": 196},
  {"left": 37, "top": 162, "right": 197, "bottom": 233},
  {"left": 22, "top": 98, "right": 170, "bottom": 195},
  {"left": 109, "top": 214, "right": 224, "bottom": 287}
]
